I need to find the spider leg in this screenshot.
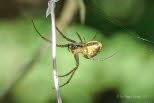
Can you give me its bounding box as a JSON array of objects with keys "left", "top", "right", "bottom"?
[
  {"left": 56, "top": 26, "right": 77, "bottom": 43},
  {"left": 59, "top": 69, "right": 76, "bottom": 87},
  {"left": 58, "top": 67, "right": 75, "bottom": 77},
  {"left": 31, "top": 19, "right": 69, "bottom": 47},
  {"left": 76, "top": 32, "right": 83, "bottom": 43},
  {"left": 83, "top": 36, "right": 86, "bottom": 42},
  {"left": 59, "top": 54, "right": 79, "bottom": 87},
  {"left": 58, "top": 54, "right": 79, "bottom": 77},
  {"left": 91, "top": 33, "right": 97, "bottom": 41},
  {"left": 90, "top": 52, "right": 117, "bottom": 61}
]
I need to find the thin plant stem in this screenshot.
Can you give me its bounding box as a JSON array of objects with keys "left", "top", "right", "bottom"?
[{"left": 48, "top": 1, "right": 62, "bottom": 103}]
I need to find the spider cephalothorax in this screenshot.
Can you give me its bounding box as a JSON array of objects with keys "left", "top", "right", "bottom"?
[
  {"left": 32, "top": 19, "right": 116, "bottom": 87},
  {"left": 69, "top": 44, "right": 83, "bottom": 54}
]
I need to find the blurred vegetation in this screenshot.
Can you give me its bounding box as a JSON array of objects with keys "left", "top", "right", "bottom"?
[{"left": 0, "top": 0, "right": 154, "bottom": 103}]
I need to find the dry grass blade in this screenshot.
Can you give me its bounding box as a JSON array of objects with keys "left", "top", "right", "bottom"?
[{"left": 48, "top": 0, "right": 63, "bottom": 103}]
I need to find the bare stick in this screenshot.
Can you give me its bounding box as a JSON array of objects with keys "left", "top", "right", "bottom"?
[{"left": 48, "top": 0, "right": 63, "bottom": 103}]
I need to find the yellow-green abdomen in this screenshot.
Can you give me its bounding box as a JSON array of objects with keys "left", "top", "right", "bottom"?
[{"left": 82, "top": 41, "right": 102, "bottom": 59}]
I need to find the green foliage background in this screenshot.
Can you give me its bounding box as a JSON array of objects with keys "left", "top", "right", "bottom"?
[{"left": 0, "top": 0, "right": 154, "bottom": 103}]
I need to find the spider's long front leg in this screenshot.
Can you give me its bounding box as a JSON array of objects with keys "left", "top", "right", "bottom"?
[
  {"left": 31, "top": 19, "right": 69, "bottom": 47},
  {"left": 59, "top": 54, "right": 79, "bottom": 87},
  {"left": 56, "top": 26, "right": 77, "bottom": 43}
]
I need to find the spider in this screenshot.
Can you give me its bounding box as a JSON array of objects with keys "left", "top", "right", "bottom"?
[{"left": 32, "top": 19, "right": 117, "bottom": 88}]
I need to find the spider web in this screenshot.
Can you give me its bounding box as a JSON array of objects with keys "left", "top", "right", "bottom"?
[{"left": 86, "top": 0, "right": 154, "bottom": 53}]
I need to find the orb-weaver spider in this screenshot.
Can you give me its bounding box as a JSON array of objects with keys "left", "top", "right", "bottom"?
[{"left": 32, "top": 20, "right": 116, "bottom": 87}]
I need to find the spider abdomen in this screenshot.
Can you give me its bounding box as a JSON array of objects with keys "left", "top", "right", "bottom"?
[{"left": 82, "top": 41, "right": 102, "bottom": 59}]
